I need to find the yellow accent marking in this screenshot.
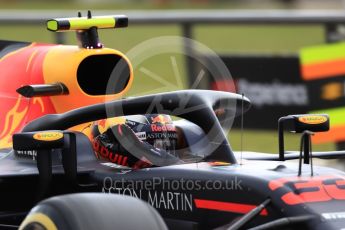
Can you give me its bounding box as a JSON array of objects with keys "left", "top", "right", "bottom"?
[
  {"left": 298, "top": 115, "right": 328, "bottom": 125},
  {"left": 0, "top": 43, "right": 36, "bottom": 64},
  {"left": 26, "top": 50, "right": 38, "bottom": 72},
  {"left": 0, "top": 44, "right": 37, "bottom": 148},
  {"left": 33, "top": 97, "right": 45, "bottom": 112},
  {"left": 19, "top": 213, "right": 57, "bottom": 230},
  {"left": 0, "top": 96, "right": 28, "bottom": 148},
  {"left": 47, "top": 20, "right": 58, "bottom": 31},
  {"left": 208, "top": 162, "right": 231, "bottom": 166},
  {"left": 69, "top": 17, "right": 115, "bottom": 30},
  {"left": 97, "top": 117, "right": 126, "bottom": 134},
  {"left": 33, "top": 132, "right": 63, "bottom": 141}
]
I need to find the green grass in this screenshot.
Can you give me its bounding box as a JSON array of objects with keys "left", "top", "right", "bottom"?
[
  {"left": 229, "top": 129, "right": 335, "bottom": 152},
  {"left": 195, "top": 25, "right": 325, "bottom": 53},
  {"left": 0, "top": 5, "right": 336, "bottom": 153},
  {"left": 1, "top": 24, "right": 326, "bottom": 53}
]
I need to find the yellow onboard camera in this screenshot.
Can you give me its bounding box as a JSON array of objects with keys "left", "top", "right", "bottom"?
[{"left": 46, "top": 11, "right": 128, "bottom": 49}]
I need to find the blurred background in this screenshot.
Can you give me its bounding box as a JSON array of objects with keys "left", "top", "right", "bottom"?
[{"left": 2, "top": 0, "right": 345, "bottom": 153}]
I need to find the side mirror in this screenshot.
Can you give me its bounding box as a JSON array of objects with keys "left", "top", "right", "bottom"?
[
  {"left": 13, "top": 131, "right": 77, "bottom": 201},
  {"left": 13, "top": 131, "right": 65, "bottom": 150},
  {"left": 278, "top": 114, "right": 329, "bottom": 161}
]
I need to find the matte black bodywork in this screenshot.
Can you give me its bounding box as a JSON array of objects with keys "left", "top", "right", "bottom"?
[{"left": 1, "top": 90, "right": 345, "bottom": 230}]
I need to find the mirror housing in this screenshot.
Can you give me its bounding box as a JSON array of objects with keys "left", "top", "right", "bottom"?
[{"left": 278, "top": 114, "right": 329, "bottom": 161}]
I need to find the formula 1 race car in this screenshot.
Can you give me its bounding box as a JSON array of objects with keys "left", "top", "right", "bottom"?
[{"left": 1, "top": 12, "right": 345, "bottom": 230}]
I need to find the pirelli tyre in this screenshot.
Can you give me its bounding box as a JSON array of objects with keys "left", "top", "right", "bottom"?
[{"left": 19, "top": 193, "right": 168, "bottom": 230}]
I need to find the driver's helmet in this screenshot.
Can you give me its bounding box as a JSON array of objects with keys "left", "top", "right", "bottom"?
[{"left": 91, "top": 114, "right": 178, "bottom": 168}]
